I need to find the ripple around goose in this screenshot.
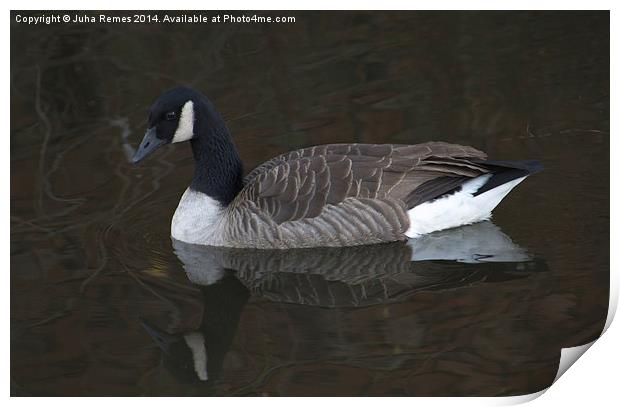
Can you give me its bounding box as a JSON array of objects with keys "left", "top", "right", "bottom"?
[{"left": 133, "top": 87, "right": 542, "bottom": 249}]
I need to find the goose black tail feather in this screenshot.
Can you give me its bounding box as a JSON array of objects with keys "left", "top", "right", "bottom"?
[
  {"left": 404, "top": 176, "right": 469, "bottom": 209},
  {"left": 471, "top": 159, "right": 543, "bottom": 196}
]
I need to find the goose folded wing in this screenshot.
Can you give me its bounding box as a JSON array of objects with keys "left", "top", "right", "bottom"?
[{"left": 238, "top": 142, "right": 490, "bottom": 225}]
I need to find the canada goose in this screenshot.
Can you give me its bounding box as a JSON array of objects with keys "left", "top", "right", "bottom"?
[{"left": 133, "top": 86, "right": 542, "bottom": 249}]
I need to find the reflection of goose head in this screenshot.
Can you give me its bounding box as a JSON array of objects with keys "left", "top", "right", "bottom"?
[
  {"left": 140, "top": 320, "right": 209, "bottom": 382},
  {"left": 172, "top": 221, "right": 542, "bottom": 308},
  {"left": 140, "top": 274, "right": 249, "bottom": 383}
]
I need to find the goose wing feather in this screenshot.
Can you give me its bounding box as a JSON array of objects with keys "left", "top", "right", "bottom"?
[{"left": 237, "top": 141, "right": 489, "bottom": 226}]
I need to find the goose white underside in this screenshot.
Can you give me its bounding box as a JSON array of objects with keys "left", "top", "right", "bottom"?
[{"left": 405, "top": 174, "right": 527, "bottom": 238}]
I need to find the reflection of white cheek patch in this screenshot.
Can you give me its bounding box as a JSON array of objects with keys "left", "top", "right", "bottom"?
[
  {"left": 172, "top": 100, "right": 195, "bottom": 143},
  {"left": 184, "top": 332, "right": 208, "bottom": 381}
]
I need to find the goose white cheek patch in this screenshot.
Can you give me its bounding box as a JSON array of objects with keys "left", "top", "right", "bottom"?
[{"left": 172, "top": 100, "right": 195, "bottom": 143}]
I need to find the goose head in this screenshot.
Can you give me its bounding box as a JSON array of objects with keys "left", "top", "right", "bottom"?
[
  {"left": 132, "top": 86, "right": 244, "bottom": 206},
  {"left": 133, "top": 86, "right": 203, "bottom": 164}
]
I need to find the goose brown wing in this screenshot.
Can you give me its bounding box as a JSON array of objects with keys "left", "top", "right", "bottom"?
[{"left": 236, "top": 142, "right": 489, "bottom": 225}]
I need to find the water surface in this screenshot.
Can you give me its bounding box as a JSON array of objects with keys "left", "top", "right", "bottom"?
[{"left": 11, "top": 11, "right": 609, "bottom": 396}]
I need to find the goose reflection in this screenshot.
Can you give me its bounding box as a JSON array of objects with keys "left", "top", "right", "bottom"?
[
  {"left": 408, "top": 221, "right": 531, "bottom": 263},
  {"left": 174, "top": 221, "right": 540, "bottom": 308},
  {"left": 142, "top": 221, "right": 545, "bottom": 383}
]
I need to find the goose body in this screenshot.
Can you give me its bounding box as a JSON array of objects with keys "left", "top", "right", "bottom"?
[{"left": 133, "top": 87, "right": 541, "bottom": 249}]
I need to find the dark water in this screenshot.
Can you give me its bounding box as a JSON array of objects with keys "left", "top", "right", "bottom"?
[{"left": 11, "top": 11, "right": 609, "bottom": 396}]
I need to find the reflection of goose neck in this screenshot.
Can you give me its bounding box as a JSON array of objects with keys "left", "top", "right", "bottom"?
[
  {"left": 198, "top": 274, "right": 250, "bottom": 382},
  {"left": 141, "top": 274, "right": 249, "bottom": 383}
]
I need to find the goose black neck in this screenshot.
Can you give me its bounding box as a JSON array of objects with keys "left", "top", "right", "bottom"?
[{"left": 189, "top": 99, "right": 243, "bottom": 206}]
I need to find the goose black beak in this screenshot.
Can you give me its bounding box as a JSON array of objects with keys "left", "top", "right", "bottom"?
[{"left": 132, "top": 127, "right": 165, "bottom": 164}]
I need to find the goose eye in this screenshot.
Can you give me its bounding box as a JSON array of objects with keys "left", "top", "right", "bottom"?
[{"left": 165, "top": 111, "right": 176, "bottom": 121}]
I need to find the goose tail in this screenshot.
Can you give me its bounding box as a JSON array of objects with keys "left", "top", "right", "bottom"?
[
  {"left": 406, "top": 159, "right": 542, "bottom": 238},
  {"left": 472, "top": 159, "right": 543, "bottom": 196}
]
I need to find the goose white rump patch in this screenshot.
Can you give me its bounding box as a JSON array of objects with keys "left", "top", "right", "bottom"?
[{"left": 405, "top": 174, "right": 526, "bottom": 238}]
